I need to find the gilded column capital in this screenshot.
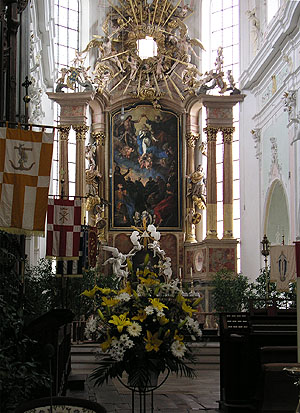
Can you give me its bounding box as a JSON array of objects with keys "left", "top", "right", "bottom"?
[
  {"left": 91, "top": 131, "right": 106, "bottom": 146},
  {"left": 203, "top": 126, "right": 219, "bottom": 141},
  {"left": 186, "top": 132, "right": 200, "bottom": 148},
  {"left": 58, "top": 125, "right": 71, "bottom": 141},
  {"left": 73, "top": 124, "right": 89, "bottom": 140},
  {"left": 221, "top": 127, "right": 235, "bottom": 143}
]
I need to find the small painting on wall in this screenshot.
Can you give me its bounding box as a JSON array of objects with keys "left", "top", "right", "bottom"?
[{"left": 110, "top": 104, "right": 181, "bottom": 230}]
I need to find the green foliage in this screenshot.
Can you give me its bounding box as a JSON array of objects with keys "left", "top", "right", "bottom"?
[
  {"left": 24, "top": 258, "right": 60, "bottom": 323},
  {"left": 0, "top": 233, "right": 50, "bottom": 412},
  {"left": 250, "top": 266, "right": 296, "bottom": 308},
  {"left": 69, "top": 267, "right": 119, "bottom": 319},
  {"left": 211, "top": 270, "right": 254, "bottom": 312}
]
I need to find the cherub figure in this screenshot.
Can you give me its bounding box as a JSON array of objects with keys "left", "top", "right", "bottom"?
[{"left": 102, "top": 246, "right": 132, "bottom": 280}]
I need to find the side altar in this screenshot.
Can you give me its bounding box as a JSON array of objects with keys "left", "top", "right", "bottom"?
[{"left": 47, "top": 0, "right": 244, "bottom": 315}]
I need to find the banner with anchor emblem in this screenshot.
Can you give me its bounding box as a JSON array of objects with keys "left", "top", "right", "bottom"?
[
  {"left": 0, "top": 127, "right": 54, "bottom": 235},
  {"left": 46, "top": 198, "right": 82, "bottom": 259},
  {"left": 270, "top": 245, "right": 296, "bottom": 291}
]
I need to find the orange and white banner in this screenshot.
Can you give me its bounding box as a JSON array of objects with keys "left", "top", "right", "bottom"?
[{"left": 0, "top": 127, "right": 54, "bottom": 235}]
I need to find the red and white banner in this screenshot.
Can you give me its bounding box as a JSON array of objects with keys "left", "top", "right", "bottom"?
[
  {"left": 46, "top": 198, "right": 82, "bottom": 259},
  {"left": 0, "top": 127, "right": 54, "bottom": 235}
]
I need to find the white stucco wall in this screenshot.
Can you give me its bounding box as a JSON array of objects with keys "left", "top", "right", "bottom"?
[{"left": 239, "top": 0, "right": 300, "bottom": 281}]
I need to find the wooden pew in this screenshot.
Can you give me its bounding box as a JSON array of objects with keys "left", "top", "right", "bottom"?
[{"left": 219, "top": 311, "right": 297, "bottom": 412}]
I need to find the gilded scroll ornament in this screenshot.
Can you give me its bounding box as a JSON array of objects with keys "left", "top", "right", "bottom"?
[
  {"left": 186, "top": 132, "right": 200, "bottom": 148},
  {"left": 73, "top": 124, "right": 89, "bottom": 140},
  {"left": 203, "top": 126, "right": 219, "bottom": 141},
  {"left": 91, "top": 131, "right": 106, "bottom": 146},
  {"left": 58, "top": 125, "right": 71, "bottom": 141},
  {"left": 221, "top": 127, "right": 235, "bottom": 143}
]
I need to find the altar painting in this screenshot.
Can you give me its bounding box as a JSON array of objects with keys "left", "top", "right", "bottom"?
[{"left": 111, "top": 105, "right": 181, "bottom": 229}]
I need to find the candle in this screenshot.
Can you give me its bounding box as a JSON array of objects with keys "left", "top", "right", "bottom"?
[
  {"left": 190, "top": 267, "right": 193, "bottom": 278},
  {"left": 179, "top": 268, "right": 182, "bottom": 279}
]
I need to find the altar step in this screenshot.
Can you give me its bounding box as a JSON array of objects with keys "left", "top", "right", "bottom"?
[{"left": 69, "top": 340, "right": 220, "bottom": 380}]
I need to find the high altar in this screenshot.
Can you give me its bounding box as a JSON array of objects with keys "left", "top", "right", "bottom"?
[{"left": 47, "top": 0, "right": 244, "bottom": 315}]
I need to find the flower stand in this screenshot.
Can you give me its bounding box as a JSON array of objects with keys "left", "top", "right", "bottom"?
[{"left": 117, "top": 369, "right": 169, "bottom": 413}]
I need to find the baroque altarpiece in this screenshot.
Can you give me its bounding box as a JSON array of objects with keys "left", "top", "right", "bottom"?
[{"left": 48, "top": 0, "right": 244, "bottom": 315}]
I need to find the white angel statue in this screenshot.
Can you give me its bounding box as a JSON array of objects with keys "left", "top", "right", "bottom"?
[{"left": 102, "top": 246, "right": 130, "bottom": 280}]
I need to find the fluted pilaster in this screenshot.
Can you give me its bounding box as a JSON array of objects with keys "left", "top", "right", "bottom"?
[
  {"left": 73, "top": 124, "right": 89, "bottom": 197},
  {"left": 221, "top": 127, "right": 235, "bottom": 239},
  {"left": 204, "top": 126, "right": 218, "bottom": 239},
  {"left": 58, "top": 125, "right": 71, "bottom": 197}
]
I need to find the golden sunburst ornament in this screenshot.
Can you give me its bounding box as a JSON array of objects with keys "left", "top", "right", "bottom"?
[
  {"left": 78, "top": 0, "right": 204, "bottom": 103},
  {"left": 55, "top": 1, "right": 240, "bottom": 103}
]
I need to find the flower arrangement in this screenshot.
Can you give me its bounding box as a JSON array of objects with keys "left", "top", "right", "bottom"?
[{"left": 81, "top": 225, "right": 202, "bottom": 389}]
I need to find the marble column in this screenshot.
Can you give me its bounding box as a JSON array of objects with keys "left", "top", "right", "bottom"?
[
  {"left": 58, "top": 125, "right": 71, "bottom": 197},
  {"left": 73, "top": 124, "right": 89, "bottom": 197},
  {"left": 186, "top": 132, "right": 200, "bottom": 243},
  {"left": 204, "top": 126, "right": 219, "bottom": 239},
  {"left": 221, "top": 127, "right": 235, "bottom": 239}
]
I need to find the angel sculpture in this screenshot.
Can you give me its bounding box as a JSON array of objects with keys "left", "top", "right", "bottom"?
[
  {"left": 129, "top": 231, "right": 143, "bottom": 254},
  {"left": 102, "top": 246, "right": 131, "bottom": 280},
  {"left": 148, "top": 240, "right": 165, "bottom": 258}
]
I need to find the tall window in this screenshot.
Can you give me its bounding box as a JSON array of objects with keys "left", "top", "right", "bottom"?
[
  {"left": 203, "top": 0, "right": 240, "bottom": 268},
  {"left": 52, "top": 0, "right": 80, "bottom": 196}
]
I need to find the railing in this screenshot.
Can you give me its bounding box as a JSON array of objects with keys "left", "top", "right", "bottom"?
[
  {"left": 196, "top": 311, "right": 219, "bottom": 331},
  {"left": 71, "top": 320, "right": 87, "bottom": 343}
]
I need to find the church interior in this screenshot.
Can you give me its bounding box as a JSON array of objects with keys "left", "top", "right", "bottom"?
[{"left": 1, "top": 0, "right": 300, "bottom": 412}]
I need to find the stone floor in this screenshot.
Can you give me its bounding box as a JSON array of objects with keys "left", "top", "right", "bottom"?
[{"left": 67, "top": 369, "right": 221, "bottom": 412}]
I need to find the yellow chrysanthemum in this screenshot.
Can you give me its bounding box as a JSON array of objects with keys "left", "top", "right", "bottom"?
[
  {"left": 149, "top": 298, "right": 168, "bottom": 311},
  {"left": 109, "top": 313, "right": 131, "bottom": 332},
  {"left": 144, "top": 331, "right": 163, "bottom": 352}
]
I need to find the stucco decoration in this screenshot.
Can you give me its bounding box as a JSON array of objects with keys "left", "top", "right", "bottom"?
[
  {"left": 283, "top": 90, "right": 297, "bottom": 123},
  {"left": 251, "top": 128, "right": 262, "bottom": 160},
  {"left": 246, "top": 8, "right": 260, "bottom": 56},
  {"left": 28, "top": 31, "right": 45, "bottom": 122},
  {"left": 269, "top": 137, "right": 282, "bottom": 183}
]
